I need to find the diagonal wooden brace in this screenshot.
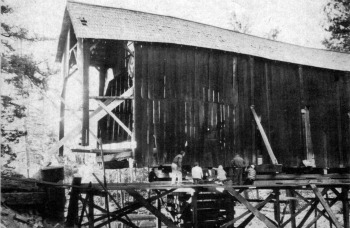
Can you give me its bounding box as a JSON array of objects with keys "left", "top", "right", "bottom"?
[
  {"left": 96, "top": 100, "right": 132, "bottom": 136},
  {"left": 220, "top": 192, "right": 276, "bottom": 228},
  {"left": 126, "top": 189, "right": 178, "bottom": 228},
  {"left": 251, "top": 105, "right": 278, "bottom": 165},
  {"left": 47, "top": 87, "right": 133, "bottom": 155},
  {"left": 310, "top": 184, "right": 342, "bottom": 228},
  {"left": 225, "top": 187, "right": 278, "bottom": 228}
]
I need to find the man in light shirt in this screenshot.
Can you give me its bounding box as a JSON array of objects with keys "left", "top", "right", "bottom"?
[{"left": 191, "top": 162, "right": 203, "bottom": 184}]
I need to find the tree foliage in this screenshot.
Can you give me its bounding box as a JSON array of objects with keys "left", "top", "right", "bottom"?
[
  {"left": 1, "top": 1, "right": 55, "bottom": 170},
  {"left": 323, "top": 0, "right": 350, "bottom": 52}
]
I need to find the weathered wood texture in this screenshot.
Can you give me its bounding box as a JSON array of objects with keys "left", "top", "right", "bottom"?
[
  {"left": 102, "top": 41, "right": 350, "bottom": 169},
  {"left": 134, "top": 43, "right": 236, "bottom": 167}
]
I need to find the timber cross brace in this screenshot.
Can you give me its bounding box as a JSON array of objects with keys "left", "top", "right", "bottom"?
[{"left": 64, "top": 181, "right": 349, "bottom": 228}]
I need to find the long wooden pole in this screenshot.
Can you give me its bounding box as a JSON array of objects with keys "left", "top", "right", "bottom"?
[
  {"left": 77, "top": 38, "right": 90, "bottom": 146},
  {"left": 250, "top": 105, "right": 278, "bottom": 165}
]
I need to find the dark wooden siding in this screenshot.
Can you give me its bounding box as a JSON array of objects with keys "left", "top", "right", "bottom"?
[{"left": 133, "top": 42, "right": 350, "bottom": 169}]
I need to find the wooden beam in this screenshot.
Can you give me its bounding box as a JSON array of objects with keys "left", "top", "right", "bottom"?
[
  {"left": 71, "top": 148, "right": 132, "bottom": 154},
  {"left": 98, "top": 66, "right": 107, "bottom": 96},
  {"left": 274, "top": 189, "right": 281, "bottom": 226},
  {"left": 59, "top": 28, "right": 70, "bottom": 156},
  {"left": 250, "top": 57, "right": 256, "bottom": 162},
  {"left": 225, "top": 187, "right": 278, "bottom": 228},
  {"left": 336, "top": 76, "right": 344, "bottom": 167},
  {"left": 126, "top": 189, "right": 178, "bottom": 228},
  {"left": 192, "top": 190, "right": 198, "bottom": 228},
  {"left": 310, "top": 184, "right": 342, "bottom": 228},
  {"left": 65, "top": 177, "right": 82, "bottom": 227},
  {"left": 250, "top": 105, "right": 278, "bottom": 164},
  {"left": 287, "top": 189, "right": 297, "bottom": 228},
  {"left": 77, "top": 38, "right": 90, "bottom": 146},
  {"left": 342, "top": 187, "right": 349, "bottom": 228},
  {"left": 90, "top": 96, "right": 134, "bottom": 100},
  {"left": 96, "top": 100, "right": 132, "bottom": 136}
]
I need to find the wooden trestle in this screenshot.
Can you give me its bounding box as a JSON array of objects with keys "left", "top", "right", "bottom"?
[{"left": 66, "top": 177, "right": 350, "bottom": 228}]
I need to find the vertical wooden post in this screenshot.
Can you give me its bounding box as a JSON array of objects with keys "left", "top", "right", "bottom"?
[
  {"left": 264, "top": 62, "right": 271, "bottom": 144},
  {"left": 99, "top": 65, "right": 107, "bottom": 96},
  {"left": 157, "top": 198, "right": 162, "bottom": 228},
  {"left": 287, "top": 189, "right": 296, "bottom": 228},
  {"left": 65, "top": 177, "right": 82, "bottom": 227},
  {"left": 274, "top": 189, "right": 280, "bottom": 227},
  {"left": 192, "top": 190, "right": 198, "bottom": 228},
  {"left": 59, "top": 29, "right": 70, "bottom": 156},
  {"left": 88, "top": 190, "right": 94, "bottom": 228},
  {"left": 77, "top": 38, "right": 90, "bottom": 146},
  {"left": 249, "top": 57, "right": 255, "bottom": 162},
  {"left": 342, "top": 187, "right": 349, "bottom": 228},
  {"left": 336, "top": 75, "right": 343, "bottom": 167}
]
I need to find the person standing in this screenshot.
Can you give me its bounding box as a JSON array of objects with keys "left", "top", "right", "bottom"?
[
  {"left": 231, "top": 153, "right": 245, "bottom": 185},
  {"left": 215, "top": 165, "right": 227, "bottom": 182},
  {"left": 171, "top": 150, "right": 185, "bottom": 185},
  {"left": 191, "top": 162, "right": 203, "bottom": 184},
  {"left": 244, "top": 164, "right": 256, "bottom": 185}
]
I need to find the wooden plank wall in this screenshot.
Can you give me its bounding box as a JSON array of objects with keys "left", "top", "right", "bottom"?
[
  {"left": 134, "top": 43, "right": 236, "bottom": 167},
  {"left": 132, "top": 42, "right": 350, "bottom": 169}
]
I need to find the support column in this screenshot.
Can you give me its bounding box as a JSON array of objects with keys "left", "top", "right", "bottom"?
[
  {"left": 249, "top": 57, "right": 255, "bottom": 162},
  {"left": 99, "top": 65, "right": 107, "bottom": 96},
  {"left": 273, "top": 189, "right": 280, "bottom": 227},
  {"left": 192, "top": 190, "right": 198, "bottom": 228},
  {"left": 287, "top": 189, "right": 296, "bottom": 228},
  {"left": 59, "top": 29, "right": 70, "bottom": 156},
  {"left": 77, "top": 38, "right": 90, "bottom": 146},
  {"left": 342, "top": 187, "right": 349, "bottom": 228}
]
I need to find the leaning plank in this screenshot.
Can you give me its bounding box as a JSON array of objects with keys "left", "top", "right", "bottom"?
[
  {"left": 310, "top": 184, "right": 342, "bottom": 228},
  {"left": 250, "top": 105, "right": 278, "bottom": 165},
  {"left": 47, "top": 87, "right": 133, "bottom": 155},
  {"left": 126, "top": 189, "right": 178, "bottom": 228},
  {"left": 225, "top": 187, "right": 278, "bottom": 228}
]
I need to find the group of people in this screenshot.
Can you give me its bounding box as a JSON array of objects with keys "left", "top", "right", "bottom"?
[{"left": 169, "top": 151, "right": 256, "bottom": 185}]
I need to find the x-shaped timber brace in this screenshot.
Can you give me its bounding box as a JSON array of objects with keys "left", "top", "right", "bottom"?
[{"left": 65, "top": 182, "right": 349, "bottom": 228}]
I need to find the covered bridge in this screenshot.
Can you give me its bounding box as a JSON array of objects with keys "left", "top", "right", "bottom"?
[{"left": 54, "top": 1, "right": 350, "bottom": 170}]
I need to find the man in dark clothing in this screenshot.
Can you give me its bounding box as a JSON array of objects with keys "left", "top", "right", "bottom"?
[
  {"left": 171, "top": 150, "right": 185, "bottom": 185},
  {"left": 148, "top": 168, "right": 158, "bottom": 182},
  {"left": 231, "top": 154, "right": 245, "bottom": 185}
]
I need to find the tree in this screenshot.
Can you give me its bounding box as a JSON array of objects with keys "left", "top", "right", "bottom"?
[
  {"left": 1, "top": 1, "right": 56, "bottom": 173},
  {"left": 323, "top": 0, "right": 350, "bottom": 52}
]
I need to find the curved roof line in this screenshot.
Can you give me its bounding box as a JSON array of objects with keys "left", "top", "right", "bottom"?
[{"left": 56, "top": 1, "right": 350, "bottom": 71}]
